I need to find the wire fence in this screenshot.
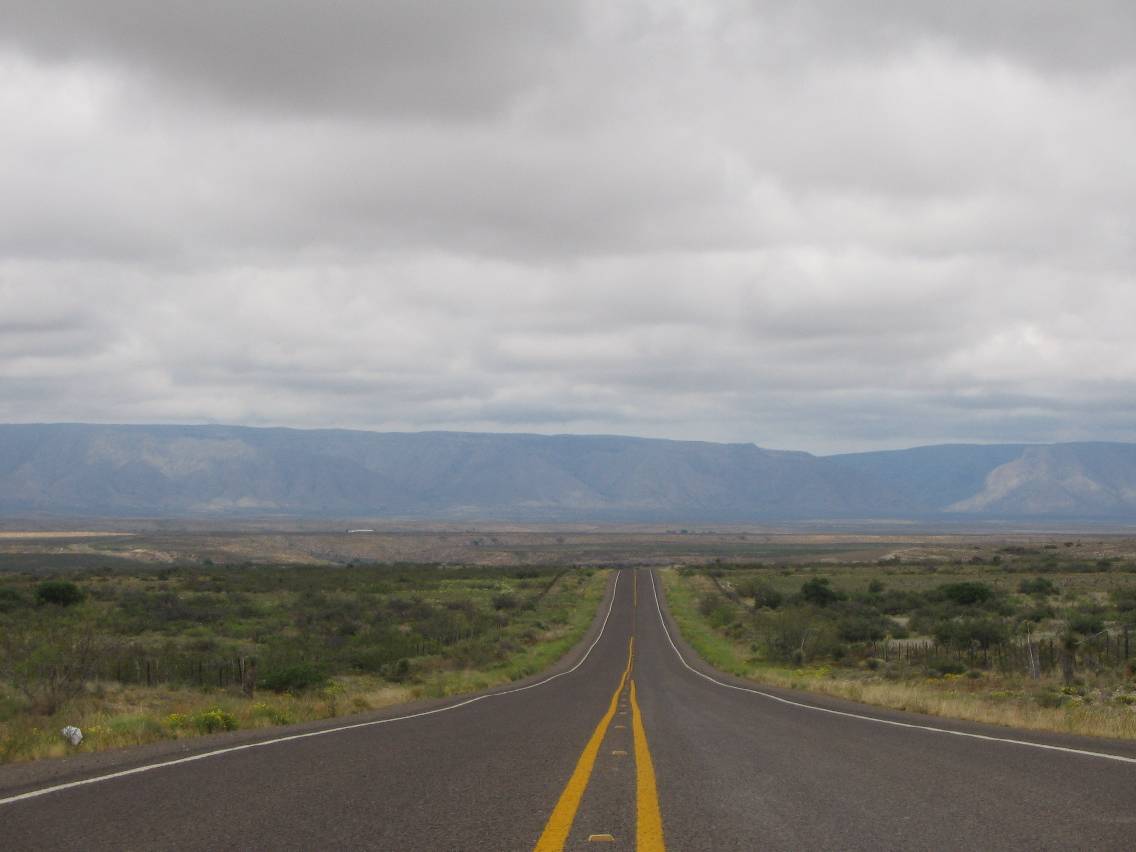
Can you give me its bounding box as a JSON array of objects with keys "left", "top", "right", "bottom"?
[
  {"left": 864, "top": 626, "right": 1132, "bottom": 674},
  {"left": 88, "top": 636, "right": 448, "bottom": 689}
]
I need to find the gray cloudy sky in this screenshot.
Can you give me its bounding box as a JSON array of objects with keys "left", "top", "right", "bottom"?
[{"left": 1, "top": 1, "right": 1134, "bottom": 454}]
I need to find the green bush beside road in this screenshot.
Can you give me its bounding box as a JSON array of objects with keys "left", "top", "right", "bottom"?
[
  {"left": 663, "top": 556, "right": 1136, "bottom": 740},
  {"left": 0, "top": 563, "right": 608, "bottom": 762}
]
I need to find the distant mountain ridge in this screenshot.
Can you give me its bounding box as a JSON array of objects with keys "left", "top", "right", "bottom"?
[{"left": 1, "top": 424, "right": 1134, "bottom": 520}]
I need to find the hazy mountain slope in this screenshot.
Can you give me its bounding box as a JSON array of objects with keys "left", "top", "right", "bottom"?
[
  {"left": 827, "top": 444, "right": 1029, "bottom": 510},
  {"left": 830, "top": 442, "right": 1136, "bottom": 517},
  {"left": 2, "top": 425, "right": 1134, "bottom": 519},
  {"left": 945, "top": 443, "right": 1136, "bottom": 516},
  {"left": 0, "top": 424, "right": 897, "bottom": 520}
]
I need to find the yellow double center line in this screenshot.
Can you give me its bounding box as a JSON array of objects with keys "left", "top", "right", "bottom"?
[
  {"left": 630, "top": 680, "right": 664, "bottom": 849},
  {"left": 534, "top": 589, "right": 665, "bottom": 850}
]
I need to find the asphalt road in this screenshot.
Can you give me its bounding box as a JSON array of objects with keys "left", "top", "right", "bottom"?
[{"left": 3, "top": 568, "right": 1135, "bottom": 850}]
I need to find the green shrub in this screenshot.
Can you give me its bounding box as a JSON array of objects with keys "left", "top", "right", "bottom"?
[
  {"left": 259, "top": 662, "right": 329, "bottom": 693},
  {"left": 0, "top": 614, "right": 101, "bottom": 714},
  {"left": 1034, "top": 691, "right": 1069, "bottom": 709},
  {"left": 694, "top": 591, "right": 734, "bottom": 629},
  {"left": 1022, "top": 604, "right": 1055, "bottom": 622},
  {"left": 935, "top": 582, "right": 994, "bottom": 606},
  {"left": 875, "top": 589, "right": 925, "bottom": 614},
  {"left": 192, "top": 707, "right": 238, "bottom": 733},
  {"left": 748, "top": 582, "right": 783, "bottom": 610},
  {"left": 760, "top": 607, "right": 839, "bottom": 664},
  {"left": 251, "top": 702, "right": 294, "bottom": 725},
  {"left": 165, "top": 713, "right": 189, "bottom": 729},
  {"left": 1111, "top": 588, "right": 1136, "bottom": 612},
  {"left": 108, "top": 714, "right": 165, "bottom": 741},
  {"left": 345, "top": 641, "right": 409, "bottom": 673},
  {"left": 1066, "top": 611, "right": 1104, "bottom": 636},
  {"left": 800, "top": 577, "right": 842, "bottom": 607},
  {"left": 492, "top": 593, "right": 518, "bottom": 610},
  {"left": 927, "top": 660, "right": 967, "bottom": 677},
  {"left": 836, "top": 613, "right": 892, "bottom": 642},
  {"left": 444, "top": 637, "right": 496, "bottom": 668},
  {"left": 698, "top": 592, "right": 723, "bottom": 617},
  {"left": 35, "top": 581, "right": 85, "bottom": 607},
  {"left": 0, "top": 586, "right": 25, "bottom": 612},
  {"left": 933, "top": 617, "right": 1008, "bottom": 650},
  {"left": 382, "top": 658, "right": 412, "bottom": 682},
  {"left": 1019, "top": 577, "right": 1057, "bottom": 596}
]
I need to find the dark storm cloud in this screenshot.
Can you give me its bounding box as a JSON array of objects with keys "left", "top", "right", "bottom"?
[
  {"left": 0, "top": 0, "right": 579, "bottom": 117},
  {"left": 1, "top": 1, "right": 1135, "bottom": 452}
]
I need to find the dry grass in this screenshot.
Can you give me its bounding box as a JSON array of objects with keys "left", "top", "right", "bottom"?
[
  {"left": 0, "top": 677, "right": 416, "bottom": 763},
  {"left": 744, "top": 668, "right": 1136, "bottom": 740}
]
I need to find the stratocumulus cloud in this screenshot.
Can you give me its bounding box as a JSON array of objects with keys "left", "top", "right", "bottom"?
[{"left": 1, "top": 1, "right": 1134, "bottom": 453}]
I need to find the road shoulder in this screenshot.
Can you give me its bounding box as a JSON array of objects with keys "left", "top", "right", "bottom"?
[{"left": 650, "top": 569, "right": 1136, "bottom": 761}]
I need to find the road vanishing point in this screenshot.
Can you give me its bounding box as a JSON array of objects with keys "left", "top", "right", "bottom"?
[{"left": 3, "top": 569, "right": 1135, "bottom": 850}]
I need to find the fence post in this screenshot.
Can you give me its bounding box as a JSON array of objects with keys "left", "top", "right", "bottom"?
[
  {"left": 242, "top": 657, "right": 257, "bottom": 698},
  {"left": 1024, "top": 626, "right": 1040, "bottom": 679},
  {"left": 1060, "top": 640, "right": 1076, "bottom": 685}
]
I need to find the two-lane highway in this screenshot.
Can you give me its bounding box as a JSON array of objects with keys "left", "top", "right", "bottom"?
[
  {"left": 3, "top": 568, "right": 1135, "bottom": 850},
  {"left": 534, "top": 574, "right": 664, "bottom": 850}
]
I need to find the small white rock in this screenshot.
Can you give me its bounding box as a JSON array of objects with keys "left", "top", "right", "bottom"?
[{"left": 61, "top": 725, "right": 83, "bottom": 746}]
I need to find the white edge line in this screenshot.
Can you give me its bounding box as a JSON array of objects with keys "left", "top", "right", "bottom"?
[
  {"left": 648, "top": 569, "right": 1136, "bottom": 766},
  {"left": 0, "top": 571, "right": 623, "bottom": 807}
]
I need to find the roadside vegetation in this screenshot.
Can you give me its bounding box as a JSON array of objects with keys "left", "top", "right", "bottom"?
[
  {"left": 0, "top": 562, "right": 607, "bottom": 762},
  {"left": 663, "top": 547, "right": 1136, "bottom": 739}
]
